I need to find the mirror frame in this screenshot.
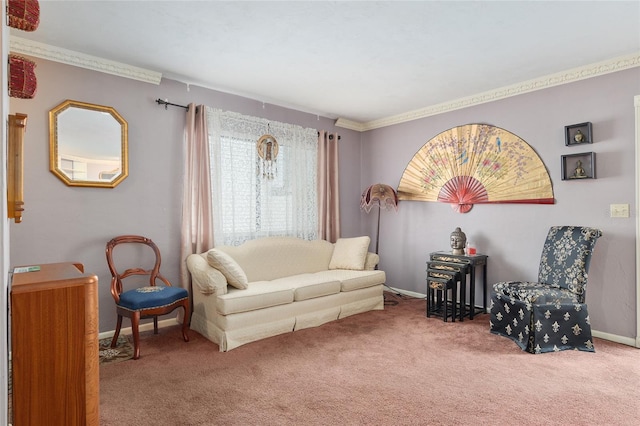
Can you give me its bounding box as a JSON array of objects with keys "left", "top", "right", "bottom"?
[{"left": 49, "top": 99, "right": 128, "bottom": 188}]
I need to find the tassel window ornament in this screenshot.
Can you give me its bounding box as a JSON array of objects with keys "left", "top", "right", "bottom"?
[{"left": 257, "top": 125, "right": 279, "bottom": 179}]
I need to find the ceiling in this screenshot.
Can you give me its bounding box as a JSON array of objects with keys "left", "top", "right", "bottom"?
[{"left": 10, "top": 1, "right": 640, "bottom": 127}]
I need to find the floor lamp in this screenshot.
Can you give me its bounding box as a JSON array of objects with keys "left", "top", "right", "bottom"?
[{"left": 360, "top": 183, "right": 399, "bottom": 304}]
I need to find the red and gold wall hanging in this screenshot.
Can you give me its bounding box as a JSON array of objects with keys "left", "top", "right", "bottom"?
[
  {"left": 7, "top": 0, "right": 40, "bottom": 32},
  {"left": 8, "top": 54, "right": 37, "bottom": 99},
  {"left": 397, "top": 124, "right": 554, "bottom": 213}
]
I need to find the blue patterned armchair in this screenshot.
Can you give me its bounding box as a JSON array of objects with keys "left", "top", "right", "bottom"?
[{"left": 490, "top": 226, "right": 602, "bottom": 353}]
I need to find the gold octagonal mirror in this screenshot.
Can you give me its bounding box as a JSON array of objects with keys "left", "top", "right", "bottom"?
[{"left": 49, "top": 99, "right": 128, "bottom": 188}]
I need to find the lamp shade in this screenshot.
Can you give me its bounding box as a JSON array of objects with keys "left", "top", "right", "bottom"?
[
  {"left": 361, "top": 183, "right": 399, "bottom": 213},
  {"left": 7, "top": 0, "right": 40, "bottom": 32},
  {"left": 8, "top": 55, "right": 37, "bottom": 99}
]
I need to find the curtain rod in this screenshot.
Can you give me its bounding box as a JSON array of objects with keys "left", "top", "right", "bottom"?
[
  {"left": 154, "top": 101, "right": 337, "bottom": 136},
  {"left": 155, "top": 98, "right": 189, "bottom": 110},
  {"left": 318, "top": 131, "right": 341, "bottom": 140}
]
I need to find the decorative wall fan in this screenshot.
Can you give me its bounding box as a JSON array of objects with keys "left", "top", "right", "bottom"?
[{"left": 397, "top": 124, "right": 554, "bottom": 213}]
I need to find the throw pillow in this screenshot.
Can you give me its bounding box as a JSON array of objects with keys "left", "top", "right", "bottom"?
[
  {"left": 329, "top": 236, "right": 371, "bottom": 270},
  {"left": 206, "top": 249, "right": 249, "bottom": 289}
]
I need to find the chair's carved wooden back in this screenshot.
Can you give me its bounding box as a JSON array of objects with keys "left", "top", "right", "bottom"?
[{"left": 105, "top": 235, "right": 171, "bottom": 303}]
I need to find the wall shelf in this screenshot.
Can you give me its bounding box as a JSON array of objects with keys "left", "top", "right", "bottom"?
[
  {"left": 565, "top": 122, "right": 593, "bottom": 146},
  {"left": 561, "top": 152, "right": 596, "bottom": 180}
]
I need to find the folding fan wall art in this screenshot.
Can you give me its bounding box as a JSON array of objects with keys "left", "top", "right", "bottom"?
[{"left": 397, "top": 124, "right": 554, "bottom": 213}]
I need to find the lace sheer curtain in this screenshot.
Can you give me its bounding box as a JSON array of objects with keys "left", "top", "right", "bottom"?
[{"left": 206, "top": 107, "right": 318, "bottom": 246}]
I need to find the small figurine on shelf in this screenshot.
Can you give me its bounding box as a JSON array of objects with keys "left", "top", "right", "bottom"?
[
  {"left": 574, "top": 129, "right": 585, "bottom": 143},
  {"left": 450, "top": 227, "right": 467, "bottom": 255},
  {"left": 571, "top": 160, "right": 588, "bottom": 179}
]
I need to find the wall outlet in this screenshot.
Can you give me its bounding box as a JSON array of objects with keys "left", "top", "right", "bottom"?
[{"left": 610, "top": 204, "right": 630, "bottom": 218}]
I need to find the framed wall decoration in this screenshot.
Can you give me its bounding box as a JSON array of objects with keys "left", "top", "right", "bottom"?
[
  {"left": 397, "top": 123, "right": 554, "bottom": 213},
  {"left": 565, "top": 122, "right": 592, "bottom": 146},
  {"left": 561, "top": 152, "right": 596, "bottom": 180}
]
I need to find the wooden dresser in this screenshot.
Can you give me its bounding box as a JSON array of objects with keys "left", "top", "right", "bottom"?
[{"left": 10, "top": 262, "right": 99, "bottom": 426}]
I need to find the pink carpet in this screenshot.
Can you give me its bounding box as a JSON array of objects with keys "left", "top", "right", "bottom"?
[{"left": 100, "top": 295, "right": 640, "bottom": 425}]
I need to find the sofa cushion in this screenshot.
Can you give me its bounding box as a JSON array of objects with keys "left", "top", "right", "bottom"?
[
  {"left": 329, "top": 236, "right": 371, "bottom": 270},
  {"left": 270, "top": 274, "right": 341, "bottom": 301},
  {"left": 218, "top": 237, "right": 334, "bottom": 282},
  {"left": 216, "top": 281, "right": 294, "bottom": 315},
  {"left": 207, "top": 249, "right": 249, "bottom": 290},
  {"left": 313, "top": 269, "right": 386, "bottom": 292}
]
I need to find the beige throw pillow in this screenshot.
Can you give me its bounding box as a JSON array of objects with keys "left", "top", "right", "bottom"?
[
  {"left": 329, "top": 236, "right": 371, "bottom": 270},
  {"left": 206, "top": 249, "right": 249, "bottom": 289}
]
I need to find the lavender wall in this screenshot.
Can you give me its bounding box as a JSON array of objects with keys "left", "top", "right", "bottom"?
[
  {"left": 8, "top": 58, "right": 362, "bottom": 333},
  {"left": 361, "top": 68, "right": 640, "bottom": 339},
  {"left": 8, "top": 56, "right": 639, "bottom": 341}
]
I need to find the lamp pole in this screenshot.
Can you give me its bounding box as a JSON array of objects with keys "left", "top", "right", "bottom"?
[{"left": 375, "top": 206, "right": 381, "bottom": 254}]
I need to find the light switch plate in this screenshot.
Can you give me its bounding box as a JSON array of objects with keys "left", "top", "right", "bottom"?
[{"left": 610, "top": 204, "right": 630, "bottom": 218}]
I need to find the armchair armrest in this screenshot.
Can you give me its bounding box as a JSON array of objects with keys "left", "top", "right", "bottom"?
[{"left": 186, "top": 253, "right": 228, "bottom": 295}]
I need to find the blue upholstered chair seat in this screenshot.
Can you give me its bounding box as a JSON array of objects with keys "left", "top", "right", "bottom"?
[
  {"left": 492, "top": 281, "right": 580, "bottom": 305},
  {"left": 118, "top": 286, "right": 188, "bottom": 311}
]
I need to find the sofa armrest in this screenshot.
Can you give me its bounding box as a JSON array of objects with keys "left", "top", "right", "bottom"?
[
  {"left": 364, "top": 252, "right": 380, "bottom": 271},
  {"left": 186, "top": 253, "right": 228, "bottom": 295}
]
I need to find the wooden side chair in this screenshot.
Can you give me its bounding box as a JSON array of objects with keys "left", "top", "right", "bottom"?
[{"left": 106, "top": 235, "right": 189, "bottom": 359}]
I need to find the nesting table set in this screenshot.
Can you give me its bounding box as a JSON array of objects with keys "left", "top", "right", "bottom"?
[{"left": 426, "top": 251, "right": 488, "bottom": 321}]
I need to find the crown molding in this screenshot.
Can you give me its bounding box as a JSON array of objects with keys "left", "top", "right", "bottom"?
[
  {"left": 334, "top": 117, "right": 366, "bottom": 132},
  {"left": 337, "top": 52, "right": 640, "bottom": 132},
  {"left": 9, "top": 36, "right": 162, "bottom": 85}
]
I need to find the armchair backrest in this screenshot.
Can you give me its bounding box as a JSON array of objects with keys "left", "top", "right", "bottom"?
[{"left": 537, "top": 226, "right": 602, "bottom": 302}]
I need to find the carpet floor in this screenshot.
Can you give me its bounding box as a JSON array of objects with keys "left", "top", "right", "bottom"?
[{"left": 99, "top": 294, "right": 640, "bottom": 425}]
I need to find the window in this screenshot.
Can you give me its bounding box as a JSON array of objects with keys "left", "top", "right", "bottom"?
[{"left": 206, "top": 108, "right": 318, "bottom": 246}]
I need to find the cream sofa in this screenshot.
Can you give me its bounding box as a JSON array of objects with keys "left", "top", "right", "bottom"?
[{"left": 186, "top": 236, "right": 385, "bottom": 351}]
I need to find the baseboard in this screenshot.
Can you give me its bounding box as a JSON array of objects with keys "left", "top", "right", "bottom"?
[
  {"left": 385, "top": 286, "right": 425, "bottom": 300},
  {"left": 592, "top": 330, "right": 639, "bottom": 348},
  {"left": 385, "top": 286, "right": 640, "bottom": 348},
  {"left": 98, "top": 318, "right": 178, "bottom": 340}
]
